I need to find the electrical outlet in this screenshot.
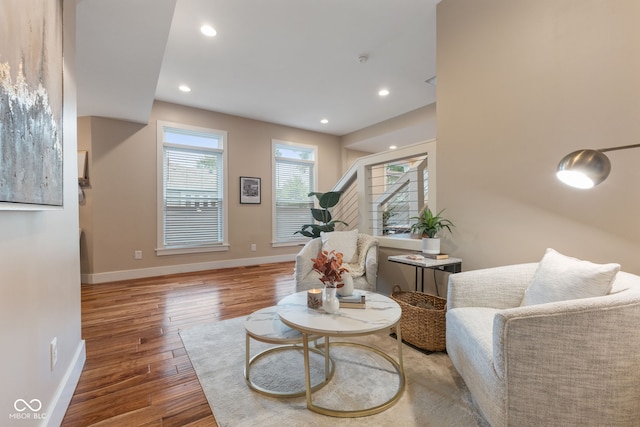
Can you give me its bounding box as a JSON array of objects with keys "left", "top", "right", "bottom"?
[
  {"left": 250, "top": 243, "right": 256, "bottom": 252},
  {"left": 50, "top": 337, "right": 58, "bottom": 371},
  {"left": 134, "top": 250, "right": 142, "bottom": 260}
]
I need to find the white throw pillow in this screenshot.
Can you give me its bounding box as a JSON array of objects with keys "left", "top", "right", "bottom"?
[
  {"left": 521, "top": 248, "right": 620, "bottom": 306},
  {"left": 320, "top": 230, "right": 359, "bottom": 263}
]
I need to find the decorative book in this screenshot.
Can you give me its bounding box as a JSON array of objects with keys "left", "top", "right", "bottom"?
[
  {"left": 422, "top": 253, "right": 449, "bottom": 260},
  {"left": 338, "top": 291, "right": 366, "bottom": 308}
]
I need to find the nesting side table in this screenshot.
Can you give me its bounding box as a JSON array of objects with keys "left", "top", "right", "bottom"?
[{"left": 244, "top": 306, "right": 334, "bottom": 397}]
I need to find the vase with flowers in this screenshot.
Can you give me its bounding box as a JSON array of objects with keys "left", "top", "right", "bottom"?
[{"left": 311, "top": 249, "right": 349, "bottom": 314}]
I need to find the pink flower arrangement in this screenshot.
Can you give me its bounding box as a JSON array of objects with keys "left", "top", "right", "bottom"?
[{"left": 311, "top": 250, "right": 349, "bottom": 288}]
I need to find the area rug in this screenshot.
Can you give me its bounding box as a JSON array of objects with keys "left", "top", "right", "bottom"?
[{"left": 180, "top": 316, "right": 489, "bottom": 427}]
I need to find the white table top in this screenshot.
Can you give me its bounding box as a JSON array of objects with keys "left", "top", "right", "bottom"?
[
  {"left": 244, "top": 306, "right": 302, "bottom": 341},
  {"left": 277, "top": 291, "right": 401, "bottom": 336},
  {"left": 388, "top": 254, "right": 462, "bottom": 268}
]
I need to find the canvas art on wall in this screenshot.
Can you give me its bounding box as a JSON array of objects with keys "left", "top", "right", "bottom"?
[{"left": 0, "top": 0, "right": 63, "bottom": 206}]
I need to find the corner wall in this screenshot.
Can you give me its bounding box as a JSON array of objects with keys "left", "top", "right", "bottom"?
[
  {"left": 436, "top": 0, "right": 640, "bottom": 273},
  {"left": 0, "top": 1, "right": 84, "bottom": 425}
]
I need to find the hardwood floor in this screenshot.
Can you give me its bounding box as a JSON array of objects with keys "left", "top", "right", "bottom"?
[{"left": 62, "top": 262, "right": 297, "bottom": 426}]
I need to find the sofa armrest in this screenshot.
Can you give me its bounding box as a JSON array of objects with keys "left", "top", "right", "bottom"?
[
  {"left": 447, "top": 263, "right": 538, "bottom": 310},
  {"left": 294, "top": 238, "right": 322, "bottom": 284},
  {"left": 492, "top": 293, "right": 640, "bottom": 424}
]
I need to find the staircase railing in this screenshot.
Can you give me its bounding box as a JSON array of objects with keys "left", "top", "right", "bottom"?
[{"left": 331, "top": 140, "right": 436, "bottom": 250}]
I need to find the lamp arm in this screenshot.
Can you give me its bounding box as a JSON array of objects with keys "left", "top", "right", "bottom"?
[{"left": 598, "top": 143, "right": 640, "bottom": 153}]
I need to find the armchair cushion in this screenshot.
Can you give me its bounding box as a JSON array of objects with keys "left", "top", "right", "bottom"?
[
  {"left": 320, "top": 229, "right": 359, "bottom": 263},
  {"left": 521, "top": 248, "right": 620, "bottom": 306}
]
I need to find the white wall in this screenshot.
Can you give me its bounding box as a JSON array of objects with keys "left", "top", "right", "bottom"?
[
  {"left": 0, "top": 1, "right": 84, "bottom": 425},
  {"left": 437, "top": 0, "right": 640, "bottom": 273}
]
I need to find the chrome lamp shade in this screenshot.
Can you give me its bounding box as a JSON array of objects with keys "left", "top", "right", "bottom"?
[{"left": 556, "top": 149, "right": 611, "bottom": 189}]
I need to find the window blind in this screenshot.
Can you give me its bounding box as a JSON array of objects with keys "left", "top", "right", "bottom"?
[
  {"left": 163, "top": 145, "right": 223, "bottom": 247},
  {"left": 274, "top": 157, "right": 314, "bottom": 242}
]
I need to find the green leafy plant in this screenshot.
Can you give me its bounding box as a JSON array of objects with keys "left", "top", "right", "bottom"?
[
  {"left": 409, "top": 208, "right": 454, "bottom": 238},
  {"left": 294, "top": 191, "right": 348, "bottom": 238}
]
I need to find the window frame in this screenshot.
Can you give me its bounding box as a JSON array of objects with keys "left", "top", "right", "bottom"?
[
  {"left": 271, "top": 139, "right": 318, "bottom": 247},
  {"left": 156, "top": 120, "right": 229, "bottom": 256}
]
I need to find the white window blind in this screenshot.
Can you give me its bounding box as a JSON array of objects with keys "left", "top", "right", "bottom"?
[
  {"left": 159, "top": 124, "right": 226, "bottom": 250},
  {"left": 273, "top": 141, "right": 316, "bottom": 243}
]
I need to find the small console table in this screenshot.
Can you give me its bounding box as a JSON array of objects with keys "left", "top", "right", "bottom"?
[{"left": 388, "top": 254, "right": 462, "bottom": 295}]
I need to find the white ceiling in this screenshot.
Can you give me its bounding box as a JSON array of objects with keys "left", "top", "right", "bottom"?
[{"left": 76, "top": 0, "right": 437, "bottom": 152}]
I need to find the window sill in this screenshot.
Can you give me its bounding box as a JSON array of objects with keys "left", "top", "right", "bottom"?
[
  {"left": 156, "top": 244, "right": 230, "bottom": 256},
  {"left": 271, "top": 240, "right": 308, "bottom": 248}
]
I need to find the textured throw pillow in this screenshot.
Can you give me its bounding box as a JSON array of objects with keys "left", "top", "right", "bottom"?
[
  {"left": 320, "top": 230, "right": 359, "bottom": 263},
  {"left": 521, "top": 248, "right": 620, "bottom": 306}
]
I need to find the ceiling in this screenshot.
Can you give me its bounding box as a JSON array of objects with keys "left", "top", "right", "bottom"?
[{"left": 76, "top": 0, "right": 437, "bottom": 152}]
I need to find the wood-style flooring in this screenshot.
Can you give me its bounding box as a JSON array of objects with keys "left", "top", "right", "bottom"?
[{"left": 62, "top": 262, "right": 296, "bottom": 426}]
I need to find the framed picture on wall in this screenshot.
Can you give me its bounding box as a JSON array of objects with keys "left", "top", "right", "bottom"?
[{"left": 240, "top": 176, "right": 261, "bottom": 204}]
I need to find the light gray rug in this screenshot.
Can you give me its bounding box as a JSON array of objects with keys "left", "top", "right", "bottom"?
[{"left": 180, "top": 316, "right": 489, "bottom": 427}]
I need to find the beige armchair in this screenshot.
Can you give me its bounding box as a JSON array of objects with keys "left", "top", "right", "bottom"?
[
  {"left": 295, "top": 233, "right": 378, "bottom": 292},
  {"left": 446, "top": 261, "right": 640, "bottom": 427}
]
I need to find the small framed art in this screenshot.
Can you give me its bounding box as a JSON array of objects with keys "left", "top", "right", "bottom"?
[{"left": 240, "top": 176, "right": 261, "bottom": 204}]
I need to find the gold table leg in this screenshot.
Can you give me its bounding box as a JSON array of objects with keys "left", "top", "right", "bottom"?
[
  {"left": 245, "top": 332, "right": 334, "bottom": 398},
  {"left": 301, "top": 323, "right": 405, "bottom": 418}
]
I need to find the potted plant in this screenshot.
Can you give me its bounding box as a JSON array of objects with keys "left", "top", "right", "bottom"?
[
  {"left": 409, "top": 208, "right": 454, "bottom": 254},
  {"left": 294, "top": 191, "right": 348, "bottom": 239}
]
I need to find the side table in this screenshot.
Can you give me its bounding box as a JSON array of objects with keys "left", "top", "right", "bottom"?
[
  {"left": 388, "top": 254, "right": 462, "bottom": 295},
  {"left": 244, "top": 306, "right": 334, "bottom": 397}
]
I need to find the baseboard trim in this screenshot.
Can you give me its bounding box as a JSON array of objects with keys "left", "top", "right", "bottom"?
[
  {"left": 44, "top": 340, "right": 86, "bottom": 427},
  {"left": 83, "top": 254, "right": 296, "bottom": 284}
]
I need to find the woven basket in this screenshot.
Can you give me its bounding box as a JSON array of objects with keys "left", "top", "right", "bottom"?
[{"left": 391, "top": 285, "right": 447, "bottom": 352}]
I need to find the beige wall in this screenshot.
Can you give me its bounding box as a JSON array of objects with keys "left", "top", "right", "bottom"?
[
  {"left": 80, "top": 101, "right": 343, "bottom": 281},
  {"left": 437, "top": 0, "right": 640, "bottom": 274},
  {"left": 0, "top": 1, "right": 84, "bottom": 425},
  {"left": 341, "top": 104, "right": 436, "bottom": 153},
  {"left": 342, "top": 147, "right": 371, "bottom": 172}
]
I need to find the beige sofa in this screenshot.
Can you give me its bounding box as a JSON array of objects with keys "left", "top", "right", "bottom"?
[{"left": 446, "top": 261, "right": 640, "bottom": 427}]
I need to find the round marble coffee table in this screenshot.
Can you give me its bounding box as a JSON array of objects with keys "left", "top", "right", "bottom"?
[{"left": 277, "top": 291, "right": 405, "bottom": 418}]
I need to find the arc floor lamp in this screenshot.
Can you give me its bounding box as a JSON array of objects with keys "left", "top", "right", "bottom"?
[{"left": 556, "top": 143, "right": 640, "bottom": 189}]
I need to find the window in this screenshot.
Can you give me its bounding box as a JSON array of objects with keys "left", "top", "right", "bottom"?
[
  {"left": 156, "top": 121, "right": 228, "bottom": 255},
  {"left": 272, "top": 139, "right": 317, "bottom": 245}
]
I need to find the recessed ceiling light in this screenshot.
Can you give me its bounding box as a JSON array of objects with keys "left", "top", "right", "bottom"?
[
  {"left": 320, "top": 119, "right": 329, "bottom": 124},
  {"left": 179, "top": 85, "right": 191, "bottom": 92},
  {"left": 389, "top": 145, "right": 397, "bottom": 150},
  {"left": 200, "top": 25, "right": 217, "bottom": 37},
  {"left": 378, "top": 89, "right": 390, "bottom": 97}
]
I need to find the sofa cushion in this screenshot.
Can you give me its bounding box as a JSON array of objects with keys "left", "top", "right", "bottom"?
[
  {"left": 320, "top": 229, "right": 359, "bottom": 263},
  {"left": 521, "top": 248, "right": 620, "bottom": 306}
]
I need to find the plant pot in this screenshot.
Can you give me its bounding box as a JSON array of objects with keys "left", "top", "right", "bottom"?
[
  {"left": 337, "top": 274, "right": 354, "bottom": 297},
  {"left": 422, "top": 237, "right": 440, "bottom": 254}
]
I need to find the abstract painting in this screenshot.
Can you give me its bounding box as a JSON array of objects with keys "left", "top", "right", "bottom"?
[{"left": 0, "top": 0, "right": 63, "bottom": 206}]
